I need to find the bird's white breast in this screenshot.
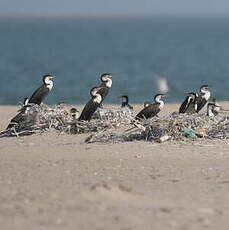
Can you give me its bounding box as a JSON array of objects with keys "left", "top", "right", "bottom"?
[
  {"left": 202, "top": 91, "right": 210, "bottom": 101},
  {"left": 159, "top": 101, "right": 164, "bottom": 110},
  {"left": 46, "top": 81, "right": 53, "bottom": 90},
  {"left": 207, "top": 107, "right": 214, "bottom": 117},
  {"left": 106, "top": 78, "right": 112, "bottom": 88},
  {"left": 93, "top": 94, "right": 102, "bottom": 104}
]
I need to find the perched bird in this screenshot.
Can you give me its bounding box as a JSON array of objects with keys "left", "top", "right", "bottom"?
[
  {"left": 98, "top": 73, "right": 113, "bottom": 104},
  {"left": 207, "top": 102, "right": 220, "bottom": 117},
  {"left": 70, "top": 108, "right": 80, "bottom": 120},
  {"left": 136, "top": 94, "right": 166, "bottom": 120},
  {"left": 179, "top": 92, "right": 197, "bottom": 114},
  {"left": 120, "top": 95, "right": 133, "bottom": 110},
  {"left": 79, "top": 87, "right": 103, "bottom": 121},
  {"left": 28, "top": 74, "right": 55, "bottom": 105},
  {"left": 196, "top": 85, "right": 211, "bottom": 113},
  {"left": 211, "top": 98, "right": 221, "bottom": 113},
  {"left": 7, "top": 97, "right": 30, "bottom": 129}
]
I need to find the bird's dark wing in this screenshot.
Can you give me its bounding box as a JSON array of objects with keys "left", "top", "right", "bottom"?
[
  {"left": 136, "top": 103, "right": 160, "bottom": 120},
  {"left": 29, "top": 85, "right": 49, "bottom": 105},
  {"left": 179, "top": 96, "right": 189, "bottom": 113},
  {"left": 79, "top": 99, "right": 100, "bottom": 121},
  {"left": 7, "top": 111, "right": 26, "bottom": 129},
  {"left": 185, "top": 100, "right": 197, "bottom": 114},
  {"left": 196, "top": 96, "right": 207, "bottom": 113}
]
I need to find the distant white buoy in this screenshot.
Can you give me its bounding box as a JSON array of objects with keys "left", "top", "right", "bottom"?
[{"left": 155, "top": 76, "right": 169, "bottom": 93}]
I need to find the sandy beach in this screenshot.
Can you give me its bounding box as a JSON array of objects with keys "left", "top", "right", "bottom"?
[{"left": 1, "top": 103, "right": 229, "bottom": 230}]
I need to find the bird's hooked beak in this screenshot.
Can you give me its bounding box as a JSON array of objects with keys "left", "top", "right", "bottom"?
[
  {"left": 49, "top": 76, "right": 56, "bottom": 79},
  {"left": 161, "top": 94, "right": 166, "bottom": 98}
]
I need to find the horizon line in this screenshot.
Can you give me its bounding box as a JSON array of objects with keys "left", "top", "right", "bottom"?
[{"left": 1, "top": 13, "right": 229, "bottom": 19}]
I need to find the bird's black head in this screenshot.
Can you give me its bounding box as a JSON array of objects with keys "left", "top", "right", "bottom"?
[
  {"left": 120, "top": 95, "right": 128, "bottom": 104},
  {"left": 70, "top": 108, "right": 79, "bottom": 113},
  {"left": 187, "top": 92, "right": 197, "bottom": 100},
  {"left": 100, "top": 73, "right": 113, "bottom": 82},
  {"left": 70, "top": 107, "right": 80, "bottom": 119},
  {"left": 43, "top": 74, "right": 56, "bottom": 84},
  {"left": 154, "top": 94, "right": 166, "bottom": 102}
]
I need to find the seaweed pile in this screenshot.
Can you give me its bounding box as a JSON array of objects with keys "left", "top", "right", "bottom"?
[{"left": 1, "top": 104, "right": 229, "bottom": 143}]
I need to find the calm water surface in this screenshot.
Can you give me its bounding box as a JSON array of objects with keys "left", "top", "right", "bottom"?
[{"left": 0, "top": 17, "right": 229, "bottom": 105}]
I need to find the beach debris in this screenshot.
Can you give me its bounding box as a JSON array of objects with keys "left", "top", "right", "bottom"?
[
  {"left": 183, "top": 128, "right": 195, "bottom": 139},
  {"left": 92, "top": 107, "right": 134, "bottom": 125},
  {"left": 0, "top": 104, "right": 134, "bottom": 138},
  {"left": 2, "top": 104, "right": 229, "bottom": 144}
]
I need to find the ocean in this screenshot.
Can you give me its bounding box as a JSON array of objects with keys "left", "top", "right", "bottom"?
[{"left": 0, "top": 17, "right": 229, "bottom": 105}]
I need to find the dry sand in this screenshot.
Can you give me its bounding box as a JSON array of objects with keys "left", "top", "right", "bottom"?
[{"left": 1, "top": 103, "right": 229, "bottom": 230}]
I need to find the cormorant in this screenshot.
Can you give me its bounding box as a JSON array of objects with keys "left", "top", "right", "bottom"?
[
  {"left": 179, "top": 92, "right": 197, "bottom": 114},
  {"left": 79, "top": 87, "right": 103, "bottom": 121},
  {"left": 70, "top": 108, "right": 80, "bottom": 120},
  {"left": 7, "top": 97, "right": 30, "bottom": 129},
  {"left": 28, "top": 74, "right": 55, "bottom": 105},
  {"left": 212, "top": 98, "right": 221, "bottom": 113},
  {"left": 207, "top": 102, "right": 220, "bottom": 117},
  {"left": 120, "top": 95, "right": 133, "bottom": 110},
  {"left": 136, "top": 94, "right": 166, "bottom": 120},
  {"left": 196, "top": 85, "right": 211, "bottom": 113},
  {"left": 98, "top": 73, "right": 113, "bottom": 104}
]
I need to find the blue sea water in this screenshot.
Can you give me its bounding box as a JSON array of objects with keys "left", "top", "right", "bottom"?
[{"left": 0, "top": 17, "right": 229, "bottom": 105}]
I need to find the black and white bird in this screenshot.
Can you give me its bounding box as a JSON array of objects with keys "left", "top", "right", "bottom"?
[
  {"left": 28, "top": 74, "right": 55, "bottom": 105},
  {"left": 196, "top": 85, "right": 211, "bottom": 113},
  {"left": 179, "top": 92, "right": 198, "bottom": 114},
  {"left": 207, "top": 103, "right": 220, "bottom": 117},
  {"left": 70, "top": 108, "right": 80, "bottom": 120},
  {"left": 136, "top": 94, "right": 166, "bottom": 120},
  {"left": 79, "top": 86, "right": 103, "bottom": 121},
  {"left": 120, "top": 95, "right": 133, "bottom": 110},
  {"left": 98, "top": 73, "right": 113, "bottom": 104},
  {"left": 207, "top": 99, "right": 221, "bottom": 117},
  {"left": 7, "top": 97, "right": 30, "bottom": 129}
]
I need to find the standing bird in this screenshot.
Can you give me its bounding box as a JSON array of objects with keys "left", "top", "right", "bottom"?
[
  {"left": 207, "top": 102, "right": 220, "bottom": 117},
  {"left": 196, "top": 85, "right": 211, "bottom": 113},
  {"left": 79, "top": 87, "right": 103, "bottom": 121},
  {"left": 28, "top": 74, "right": 55, "bottom": 105},
  {"left": 179, "top": 92, "right": 197, "bottom": 114},
  {"left": 7, "top": 97, "right": 30, "bottom": 129},
  {"left": 70, "top": 108, "right": 80, "bottom": 120},
  {"left": 136, "top": 94, "right": 166, "bottom": 120},
  {"left": 120, "top": 95, "right": 133, "bottom": 110},
  {"left": 98, "top": 73, "right": 113, "bottom": 105}
]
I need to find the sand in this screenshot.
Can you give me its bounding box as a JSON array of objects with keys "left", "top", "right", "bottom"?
[{"left": 1, "top": 103, "right": 229, "bottom": 230}]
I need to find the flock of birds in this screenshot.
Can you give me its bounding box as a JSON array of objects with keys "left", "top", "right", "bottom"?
[{"left": 7, "top": 73, "right": 220, "bottom": 130}]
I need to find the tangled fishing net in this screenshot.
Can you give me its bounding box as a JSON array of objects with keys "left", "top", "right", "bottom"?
[{"left": 1, "top": 104, "right": 229, "bottom": 144}]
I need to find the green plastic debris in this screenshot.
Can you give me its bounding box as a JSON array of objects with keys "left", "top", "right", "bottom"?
[{"left": 183, "top": 128, "right": 195, "bottom": 139}]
